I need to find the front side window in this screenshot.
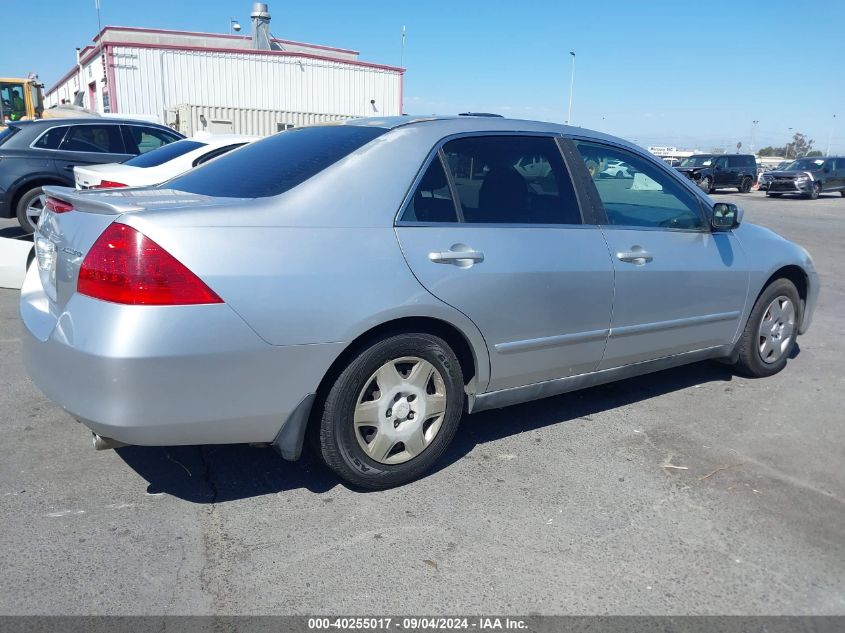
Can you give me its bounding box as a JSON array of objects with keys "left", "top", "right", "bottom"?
[
  {"left": 575, "top": 141, "right": 706, "bottom": 230},
  {"left": 402, "top": 157, "right": 458, "bottom": 223},
  {"left": 59, "top": 125, "right": 124, "bottom": 153},
  {"left": 440, "top": 135, "right": 581, "bottom": 224},
  {"left": 166, "top": 125, "right": 388, "bottom": 198}
]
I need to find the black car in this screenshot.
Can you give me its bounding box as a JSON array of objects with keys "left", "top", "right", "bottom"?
[
  {"left": 675, "top": 154, "right": 757, "bottom": 194},
  {"left": 764, "top": 156, "right": 845, "bottom": 200},
  {"left": 0, "top": 118, "right": 183, "bottom": 232}
]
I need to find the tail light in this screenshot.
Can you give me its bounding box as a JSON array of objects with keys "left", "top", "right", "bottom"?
[
  {"left": 44, "top": 197, "right": 74, "bottom": 213},
  {"left": 77, "top": 223, "right": 223, "bottom": 305},
  {"left": 94, "top": 180, "right": 128, "bottom": 189}
]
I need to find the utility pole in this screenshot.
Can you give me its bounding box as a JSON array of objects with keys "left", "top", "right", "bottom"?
[
  {"left": 785, "top": 127, "right": 793, "bottom": 159},
  {"left": 400, "top": 25, "right": 406, "bottom": 68},
  {"left": 567, "top": 51, "right": 576, "bottom": 125}
]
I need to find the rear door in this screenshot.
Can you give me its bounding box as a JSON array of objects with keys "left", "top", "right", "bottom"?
[
  {"left": 50, "top": 123, "right": 131, "bottom": 176},
  {"left": 395, "top": 134, "right": 615, "bottom": 392},
  {"left": 571, "top": 139, "right": 749, "bottom": 369}
]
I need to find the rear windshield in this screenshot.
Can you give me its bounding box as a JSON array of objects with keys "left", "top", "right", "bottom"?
[
  {"left": 0, "top": 125, "right": 20, "bottom": 146},
  {"left": 124, "top": 139, "right": 206, "bottom": 168},
  {"left": 165, "top": 125, "right": 388, "bottom": 198}
]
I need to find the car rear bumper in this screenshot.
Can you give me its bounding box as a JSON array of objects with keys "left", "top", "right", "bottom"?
[{"left": 20, "top": 264, "right": 342, "bottom": 447}]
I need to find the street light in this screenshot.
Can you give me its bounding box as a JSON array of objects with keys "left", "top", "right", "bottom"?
[
  {"left": 229, "top": 18, "right": 241, "bottom": 34},
  {"left": 566, "top": 51, "right": 575, "bottom": 125},
  {"left": 751, "top": 120, "right": 759, "bottom": 153},
  {"left": 785, "top": 127, "right": 793, "bottom": 159},
  {"left": 827, "top": 114, "right": 837, "bottom": 157}
]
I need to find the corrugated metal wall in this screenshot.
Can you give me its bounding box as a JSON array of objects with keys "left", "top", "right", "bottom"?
[
  {"left": 112, "top": 47, "right": 401, "bottom": 120},
  {"left": 172, "top": 104, "right": 353, "bottom": 136}
]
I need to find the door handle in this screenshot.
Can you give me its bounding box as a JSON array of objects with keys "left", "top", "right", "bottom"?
[
  {"left": 63, "top": 165, "right": 76, "bottom": 171},
  {"left": 616, "top": 248, "right": 653, "bottom": 265},
  {"left": 428, "top": 245, "right": 484, "bottom": 267}
]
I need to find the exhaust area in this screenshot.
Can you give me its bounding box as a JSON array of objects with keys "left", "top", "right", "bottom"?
[{"left": 92, "top": 434, "right": 129, "bottom": 451}]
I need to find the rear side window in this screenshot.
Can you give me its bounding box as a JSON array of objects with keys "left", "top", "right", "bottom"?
[
  {"left": 32, "top": 125, "right": 68, "bottom": 149},
  {"left": 60, "top": 125, "right": 124, "bottom": 153},
  {"left": 167, "top": 125, "right": 388, "bottom": 198},
  {"left": 402, "top": 157, "right": 459, "bottom": 223},
  {"left": 124, "top": 140, "right": 206, "bottom": 168},
  {"left": 123, "top": 125, "right": 181, "bottom": 154},
  {"left": 440, "top": 135, "right": 582, "bottom": 224}
]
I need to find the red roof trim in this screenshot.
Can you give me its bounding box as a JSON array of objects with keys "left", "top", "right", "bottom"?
[
  {"left": 91, "top": 25, "right": 360, "bottom": 56},
  {"left": 45, "top": 45, "right": 103, "bottom": 96}
]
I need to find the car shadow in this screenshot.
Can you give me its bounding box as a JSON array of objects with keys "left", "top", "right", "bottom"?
[
  {"left": 0, "top": 226, "right": 31, "bottom": 240},
  {"left": 117, "top": 356, "right": 770, "bottom": 502}
]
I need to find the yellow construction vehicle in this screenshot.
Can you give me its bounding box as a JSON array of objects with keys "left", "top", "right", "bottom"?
[{"left": 1, "top": 77, "right": 44, "bottom": 127}]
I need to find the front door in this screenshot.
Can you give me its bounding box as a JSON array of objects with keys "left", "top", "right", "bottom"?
[
  {"left": 571, "top": 140, "right": 749, "bottom": 369},
  {"left": 395, "top": 134, "right": 615, "bottom": 392}
]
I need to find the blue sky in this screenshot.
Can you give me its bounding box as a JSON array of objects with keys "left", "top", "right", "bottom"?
[{"left": 3, "top": 0, "right": 843, "bottom": 153}]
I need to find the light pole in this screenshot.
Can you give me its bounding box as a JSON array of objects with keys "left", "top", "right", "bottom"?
[
  {"left": 827, "top": 114, "right": 837, "bottom": 156},
  {"left": 785, "top": 127, "right": 793, "bottom": 159},
  {"left": 567, "top": 51, "right": 576, "bottom": 125},
  {"left": 229, "top": 18, "right": 241, "bottom": 34},
  {"left": 751, "top": 120, "right": 759, "bottom": 154}
]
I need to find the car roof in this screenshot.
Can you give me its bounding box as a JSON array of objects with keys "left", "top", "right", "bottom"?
[
  {"left": 10, "top": 118, "right": 172, "bottom": 128},
  {"left": 339, "top": 114, "right": 642, "bottom": 153}
]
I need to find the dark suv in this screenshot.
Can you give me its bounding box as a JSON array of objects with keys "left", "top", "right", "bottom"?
[
  {"left": 764, "top": 156, "right": 845, "bottom": 200},
  {"left": 0, "top": 118, "right": 183, "bottom": 232},
  {"left": 675, "top": 154, "right": 757, "bottom": 194}
]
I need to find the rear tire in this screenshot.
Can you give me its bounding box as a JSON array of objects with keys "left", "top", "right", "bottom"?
[
  {"left": 739, "top": 176, "right": 752, "bottom": 193},
  {"left": 15, "top": 186, "right": 46, "bottom": 234},
  {"left": 733, "top": 279, "right": 800, "bottom": 378},
  {"left": 317, "top": 333, "right": 464, "bottom": 489}
]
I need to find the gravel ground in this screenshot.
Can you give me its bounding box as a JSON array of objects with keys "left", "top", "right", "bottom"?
[{"left": 0, "top": 190, "right": 843, "bottom": 615}]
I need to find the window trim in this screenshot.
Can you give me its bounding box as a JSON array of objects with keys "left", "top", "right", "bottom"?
[
  {"left": 394, "top": 131, "right": 589, "bottom": 228},
  {"left": 567, "top": 135, "right": 713, "bottom": 233}
]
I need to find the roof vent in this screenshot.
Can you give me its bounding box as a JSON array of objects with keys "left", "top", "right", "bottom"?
[{"left": 251, "top": 3, "right": 274, "bottom": 50}]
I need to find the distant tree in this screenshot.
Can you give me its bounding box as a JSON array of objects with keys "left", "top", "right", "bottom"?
[
  {"left": 758, "top": 146, "right": 785, "bottom": 157},
  {"left": 785, "top": 132, "right": 815, "bottom": 158},
  {"left": 806, "top": 150, "right": 823, "bottom": 157}
]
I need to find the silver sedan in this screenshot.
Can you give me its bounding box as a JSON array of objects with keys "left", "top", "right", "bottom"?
[{"left": 21, "top": 116, "right": 819, "bottom": 489}]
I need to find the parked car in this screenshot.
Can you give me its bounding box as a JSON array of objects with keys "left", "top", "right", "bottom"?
[
  {"left": 676, "top": 154, "right": 757, "bottom": 193},
  {"left": 22, "top": 117, "right": 819, "bottom": 489},
  {"left": 601, "top": 159, "right": 633, "bottom": 178},
  {"left": 0, "top": 118, "right": 183, "bottom": 232},
  {"left": 765, "top": 156, "right": 845, "bottom": 199},
  {"left": 73, "top": 134, "right": 257, "bottom": 190}
]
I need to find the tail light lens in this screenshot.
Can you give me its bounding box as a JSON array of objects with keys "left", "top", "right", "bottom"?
[
  {"left": 94, "top": 180, "right": 128, "bottom": 189},
  {"left": 77, "top": 223, "right": 223, "bottom": 305},
  {"left": 44, "top": 197, "right": 74, "bottom": 213}
]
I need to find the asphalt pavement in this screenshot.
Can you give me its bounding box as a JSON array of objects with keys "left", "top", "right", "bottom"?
[{"left": 0, "top": 190, "right": 843, "bottom": 615}]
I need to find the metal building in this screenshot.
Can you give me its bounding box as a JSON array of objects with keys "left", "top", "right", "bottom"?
[{"left": 44, "top": 3, "right": 404, "bottom": 134}]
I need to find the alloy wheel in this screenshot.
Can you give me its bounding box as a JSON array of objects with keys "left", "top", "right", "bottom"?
[
  {"left": 26, "top": 194, "right": 46, "bottom": 230},
  {"left": 353, "top": 356, "right": 448, "bottom": 465}
]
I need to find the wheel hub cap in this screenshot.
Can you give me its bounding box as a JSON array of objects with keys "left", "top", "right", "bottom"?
[
  {"left": 353, "top": 356, "right": 448, "bottom": 465},
  {"left": 758, "top": 295, "right": 796, "bottom": 364}
]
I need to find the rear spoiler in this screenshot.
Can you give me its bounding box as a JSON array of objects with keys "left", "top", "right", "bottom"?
[{"left": 42, "top": 186, "right": 145, "bottom": 215}]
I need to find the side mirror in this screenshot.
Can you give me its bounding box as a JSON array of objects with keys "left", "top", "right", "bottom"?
[{"left": 712, "top": 202, "right": 742, "bottom": 230}]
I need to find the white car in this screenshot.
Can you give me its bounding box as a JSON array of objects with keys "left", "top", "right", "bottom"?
[
  {"left": 73, "top": 134, "right": 257, "bottom": 189},
  {"left": 601, "top": 159, "right": 633, "bottom": 178}
]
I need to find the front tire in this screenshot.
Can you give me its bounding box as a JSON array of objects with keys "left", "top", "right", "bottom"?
[
  {"left": 699, "top": 176, "right": 713, "bottom": 194},
  {"left": 317, "top": 333, "right": 464, "bottom": 489},
  {"left": 733, "top": 279, "right": 800, "bottom": 378},
  {"left": 15, "top": 186, "right": 46, "bottom": 234},
  {"left": 807, "top": 182, "right": 821, "bottom": 200}
]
